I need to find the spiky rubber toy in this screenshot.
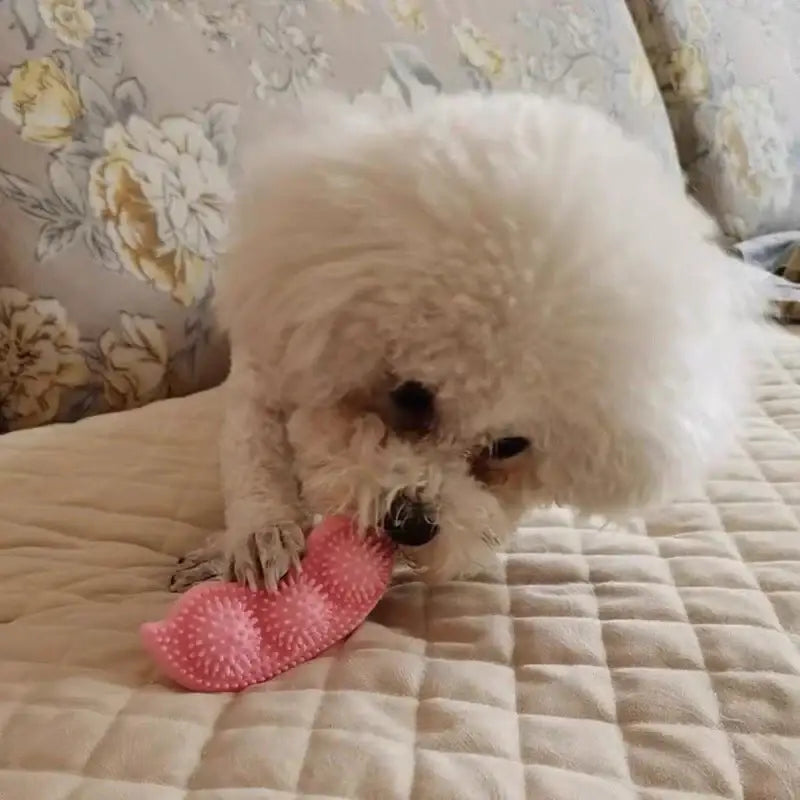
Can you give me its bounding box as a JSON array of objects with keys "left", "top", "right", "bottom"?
[{"left": 141, "top": 516, "right": 395, "bottom": 691}]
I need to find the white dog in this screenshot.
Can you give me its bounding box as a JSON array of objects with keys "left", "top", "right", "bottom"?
[{"left": 171, "top": 92, "right": 764, "bottom": 592}]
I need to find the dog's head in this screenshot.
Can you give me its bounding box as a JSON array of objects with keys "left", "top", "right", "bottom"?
[{"left": 218, "top": 93, "right": 765, "bottom": 581}]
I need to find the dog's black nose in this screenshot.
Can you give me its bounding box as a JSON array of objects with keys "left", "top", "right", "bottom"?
[{"left": 383, "top": 495, "right": 439, "bottom": 547}]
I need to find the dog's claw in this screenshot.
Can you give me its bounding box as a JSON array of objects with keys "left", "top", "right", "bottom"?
[
  {"left": 170, "top": 545, "right": 222, "bottom": 592},
  {"left": 224, "top": 524, "right": 306, "bottom": 591}
]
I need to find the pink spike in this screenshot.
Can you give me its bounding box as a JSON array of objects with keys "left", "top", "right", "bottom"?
[{"left": 141, "top": 516, "right": 395, "bottom": 691}]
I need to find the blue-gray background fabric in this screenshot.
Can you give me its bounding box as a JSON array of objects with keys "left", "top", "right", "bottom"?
[{"left": 733, "top": 232, "right": 800, "bottom": 322}]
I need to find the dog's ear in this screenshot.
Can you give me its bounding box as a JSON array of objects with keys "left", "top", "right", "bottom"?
[
  {"left": 534, "top": 249, "right": 766, "bottom": 519},
  {"left": 536, "top": 415, "right": 688, "bottom": 517}
]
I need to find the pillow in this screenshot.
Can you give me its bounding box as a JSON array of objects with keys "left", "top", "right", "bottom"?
[
  {"left": 628, "top": 0, "right": 800, "bottom": 240},
  {"left": 0, "top": 0, "right": 677, "bottom": 431}
]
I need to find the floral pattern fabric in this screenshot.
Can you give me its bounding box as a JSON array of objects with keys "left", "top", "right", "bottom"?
[
  {"left": 627, "top": 0, "right": 800, "bottom": 241},
  {"left": 0, "top": 0, "right": 677, "bottom": 430}
]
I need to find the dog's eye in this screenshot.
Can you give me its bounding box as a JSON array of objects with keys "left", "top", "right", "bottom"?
[
  {"left": 469, "top": 436, "right": 531, "bottom": 484},
  {"left": 390, "top": 380, "right": 435, "bottom": 432},
  {"left": 488, "top": 436, "right": 530, "bottom": 460},
  {"left": 391, "top": 380, "right": 433, "bottom": 413}
]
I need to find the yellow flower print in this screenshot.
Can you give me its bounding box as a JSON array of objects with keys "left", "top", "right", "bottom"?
[
  {"left": 666, "top": 43, "right": 710, "bottom": 103},
  {"left": 97, "top": 313, "right": 168, "bottom": 410},
  {"left": 715, "top": 86, "right": 793, "bottom": 215},
  {"left": 0, "top": 57, "right": 83, "bottom": 148},
  {"left": 38, "top": 0, "right": 96, "bottom": 48},
  {"left": 453, "top": 19, "right": 505, "bottom": 80},
  {"left": 88, "top": 115, "right": 234, "bottom": 306},
  {"left": 389, "top": 0, "right": 426, "bottom": 32},
  {"left": 0, "top": 288, "right": 89, "bottom": 430}
]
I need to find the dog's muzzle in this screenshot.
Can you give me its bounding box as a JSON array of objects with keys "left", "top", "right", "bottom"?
[{"left": 383, "top": 495, "right": 439, "bottom": 547}]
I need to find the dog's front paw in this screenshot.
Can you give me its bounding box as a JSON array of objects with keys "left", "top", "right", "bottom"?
[
  {"left": 170, "top": 544, "right": 223, "bottom": 593},
  {"left": 224, "top": 523, "right": 306, "bottom": 590}
]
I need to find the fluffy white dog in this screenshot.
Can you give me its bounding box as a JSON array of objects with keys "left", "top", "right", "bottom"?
[{"left": 171, "top": 92, "right": 764, "bottom": 592}]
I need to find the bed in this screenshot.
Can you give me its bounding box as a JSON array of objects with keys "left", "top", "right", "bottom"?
[{"left": 1, "top": 327, "right": 799, "bottom": 800}]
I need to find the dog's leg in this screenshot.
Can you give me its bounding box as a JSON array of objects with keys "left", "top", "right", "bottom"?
[
  {"left": 169, "top": 538, "right": 223, "bottom": 592},
  {"left": 171, "top": 357, "right": 307, "bottom": 591}
]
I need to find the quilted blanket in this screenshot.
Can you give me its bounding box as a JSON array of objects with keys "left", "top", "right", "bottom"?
[{"left": 1, "top": 328, "right": 799, "bottom": 800}]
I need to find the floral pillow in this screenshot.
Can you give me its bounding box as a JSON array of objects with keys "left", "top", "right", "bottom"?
[
  {"left": 627, "top": 0, "right": 800, "bottom": 241},
  {"left": 0, "top": 0, "right": 677, "bottom": 431}
]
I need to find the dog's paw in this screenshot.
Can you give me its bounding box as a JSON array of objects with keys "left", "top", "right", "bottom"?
[
  {"left": 169, "top": 545, "right": 223, "bottom": 593},
  {"left": 224, "top": 523, "right": 306, "bottom": 590}
]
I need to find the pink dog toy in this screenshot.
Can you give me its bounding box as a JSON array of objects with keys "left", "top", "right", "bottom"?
[{"left": 141, "top": 516, "right": 395, "bottom": 691}]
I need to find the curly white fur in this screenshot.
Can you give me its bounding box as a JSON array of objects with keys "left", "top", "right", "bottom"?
[{"left": 172, "top": 92, "right": 766, "bottom": 591}]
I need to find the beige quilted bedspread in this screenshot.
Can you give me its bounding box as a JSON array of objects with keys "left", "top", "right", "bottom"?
[{"left": 1, "top": 330, "right": 800, "bottom": 800}]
